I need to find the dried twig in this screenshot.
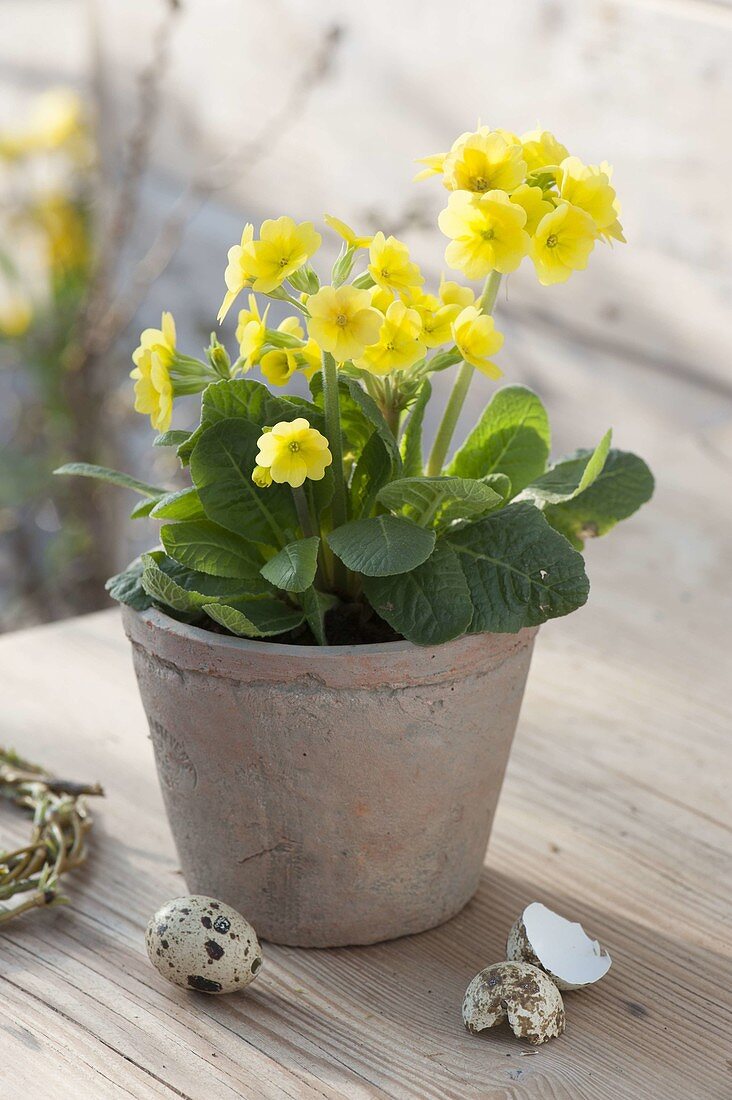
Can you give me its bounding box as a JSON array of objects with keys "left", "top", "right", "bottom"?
[{"left": 0, "top": 748, "right": 103, "bottom": 924}]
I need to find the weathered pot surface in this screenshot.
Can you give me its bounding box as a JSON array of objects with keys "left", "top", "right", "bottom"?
[{"left": 123, "top": 605, "right": 537, "bottom": 947}]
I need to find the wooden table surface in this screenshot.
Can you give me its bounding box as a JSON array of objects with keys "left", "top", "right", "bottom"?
[{"left": 1, "top": 550, "right": 730, "bottom": 1100}]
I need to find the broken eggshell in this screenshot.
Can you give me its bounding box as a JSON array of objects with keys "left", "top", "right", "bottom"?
[
  {"left": 507, "top": 901, "right": 611, "bottom": 991},
  {"left": 145, "top": 894, "right": 262, "bottom": 994},
  {"left": 463, "top": 961, "right": 565, "bottom": 1045}
]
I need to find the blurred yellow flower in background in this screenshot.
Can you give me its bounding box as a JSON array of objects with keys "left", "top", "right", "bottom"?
[
  {"left": 530, "top": 202, "right": 598, "bottom": 285},
  {"left": 438, "top": 190, "right": 530, "bottom": 278},
  {"left": 367, "top": 233, "right": 424, "bottom": 294},
  {"left": 307, "top": 284, "right": 382, "bottom": 361},
  {"left": 452, "top": 305, "right": 504, "bottom": 379},
  {"left": 354, "top": 300, "right": 424, "bottom": 375},
  {"left": 256, "top": 418, "right": 332, "bottom": 487},
  {"left": 0, "top": 288, "right": 33, "bottom": 338}
]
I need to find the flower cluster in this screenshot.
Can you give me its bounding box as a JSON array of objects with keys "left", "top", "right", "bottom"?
[{"left": 419, "top": 126, "right": 624, "bottom": 285}]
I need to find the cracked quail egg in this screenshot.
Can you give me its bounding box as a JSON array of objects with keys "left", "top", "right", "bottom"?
[{"left": 145, "top": 894, "right": 262, "bottom": 994}]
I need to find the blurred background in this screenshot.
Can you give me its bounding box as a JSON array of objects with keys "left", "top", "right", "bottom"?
[{"left": 1, "top": 0, "right": 730, "bottom": 632}]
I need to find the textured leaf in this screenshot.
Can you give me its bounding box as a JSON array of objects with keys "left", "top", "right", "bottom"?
[
  {"left": 161, "top": 519, "right": 265, "bottom": 579},
  {"left": 327, "top": 515, "right": 436, "bottom": 577},
  {"left": 400, "top": 378, "right": 432, "bottom": 478},
  {"left": 178, "top": 378, "right": 321, "bottom": 464},
  {"left": 362, "top": 542, "right": 473, "bottom": 645},
  {"left": 299, "top": 587, "right": 337, "bottom": 646},
  {"left": 520, "top": 430, "right": 612, "bottom": 506},
  {"left": 190, "top": 418, "right": 297, "bottom": 546},
  {"left": 204, "top": 599, "right": 305, "bottom": 638},
  {"left": 154, "top": 430, "right": 191, "bottom": 448},
  {"left": 445, "top": 502, "right": 589, "bottom": 633},
  {"left": 350, "top": 432, "right": 394, "bottom": 518},
  {"left": 53, "top": 463, "right": 164, "bottom": 498},
  {"left": 129, "top": 497, "right": 162, "bottom": 519},
  {"left": 543, "top": 449, "right": 654, "bottom": 549},
  {"left": 148, "top": 486, "right": 207, "bottom": 521},
  {"left": 482, "top": 473, "right": 512, "bottom": 502},
  {"left": 448, "top": 385, "right": 550, "bottom": 492},
  {"left": 260, "top": 537, "right": 320, "bottom": 593},
  {"left": 105, "top": 558, "right": 152, "bottom": 610},
  {"left": 377, "top": 476, "right": 502, "bottom": 530},
  {"left": 140, "top": 553, "right": 262, "bottom": 613}
]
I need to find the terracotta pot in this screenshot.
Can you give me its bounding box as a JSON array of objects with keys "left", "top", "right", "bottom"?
[{"left": 123, "top": 606, "right": 537, "bottom": 947}]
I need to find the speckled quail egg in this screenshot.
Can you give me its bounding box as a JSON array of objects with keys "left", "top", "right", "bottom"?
[{"left": 145, "top": 895, "right": 262, "bottom": 994}]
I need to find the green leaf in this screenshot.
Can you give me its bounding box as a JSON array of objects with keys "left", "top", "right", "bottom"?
[
  {"left": 377, "top": 476, "right": 502, "bottom": 530},
  {"left": 519, "top": 429, "right": 612, "bottom": 506},
  {"left": 299, "top": 587, "right": 337, "bottom": 645},
  {"left": 448, "top": 385, "right": 550, "bottom": 493},
  {"left": 362, "top": 542, "right": 473, "bottom": 645},
  {"left": 149, "top": 486, "right": 207, "bottom": 521},
  {"left": 179, "top": 378, "right": 322, "bottom": 464},
  {"left": 190, "top": 418, "right": 297, "bottom": 546},
  {"left": 130, "top": 498, "right": 162, "bottom": 519},
  {"left": 543, "top": 449, "right": 654, "bottom": 549},
  {"left": 400, "top": 377, "right": 431, "bottom": 478},
  {"left": 105, "top": 557, "right": 152, "bottom": 610},
  {"left": 161, "top": 519, "right": 266, "bottom": 579},
  {"left": 327, "top": 515, "right": 436, "bottom": 577},
  {"left": 53, "top": 463, "right": 165, "bottom": 498},
  {"left": 260, "top": 537, "right": 320, "bottom": 593},
  {"left": 141, "top": 553, "right": 260, "bottom": 612},
  {"left": 445, "top": 502, "right": 589, "bottom": 633},
  {"left": 154, "top": 430, "right": 192, "bottom": 448},
  {"left": 350, "top": 432, "right": 394, "bottom": 518},
  {"left": 203, "top": 599, "right": 305, "bottom": 638},
  {"left": 482, "top": 473, "right": 512, "bottom": 502}
]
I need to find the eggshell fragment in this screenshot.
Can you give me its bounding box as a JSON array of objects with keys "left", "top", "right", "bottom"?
[
  {"left": 462, "top": 961, "right": 565, "bottom": 1045},
  {"left": 145, "top": 895, "right": 262, "bottom": 994},
  {"left": 507, "top": 901, "right": 611, "bottom": 991}
]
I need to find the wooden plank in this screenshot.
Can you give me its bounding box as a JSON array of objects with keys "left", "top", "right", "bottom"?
[{"left": 0, "top": 577, "right": 729, "bottom": 1100}]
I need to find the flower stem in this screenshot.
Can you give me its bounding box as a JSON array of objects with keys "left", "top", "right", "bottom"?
[
  {"left": 292, "top": 486, "right": 316, "bottom": 538},
  {"left": 321, "top": 351, "right": 349, "bottom": 592},
  {"left": 425, "top": 271, "right": 502, "bottom": 476}
]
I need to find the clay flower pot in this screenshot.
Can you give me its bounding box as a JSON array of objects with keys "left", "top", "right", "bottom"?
[{"left": 123, "top": 606, "right": 537, "bottom": 947}]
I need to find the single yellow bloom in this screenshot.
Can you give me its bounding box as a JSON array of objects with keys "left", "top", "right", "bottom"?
[
  {"left": 256, "top": 418, "right": 332, "bottom": 488},
  {"left": 307, "top": 284, "right": 382, "bottom": 362},
  {"left": 405, "top": 287, "right": 460, "bottom": 349},
  {"left": 0, "top": 290, "right": 32, "bottom": 337},
  {"left": 252, "top": 465, "right": 273, "bottom": 489},
  {"left": 354, "top": 300, "right": 425, "bottom": 375},
  {"left": 438, "top": 276, "right": 475, "bottom": 309},
  {"left": 259, "top": 317, "right": 306, "bottom": 386},
  {"left": 521, "top": 129, "right": 570, "bottom": 173},
  {"left": 324, "top": 214, "right": 372, "bottom": 248},
  {"left": 442, "top": 128, "right": 527, "bottom": 194},
  {"left": 509, "top": 183, "right": 556, "bottom": 235},
  {"left": 367, "top": 232, "right": 424, "bottom": 294},
  {"left": 559, "top": 157, "right": 619, "bottom": 233},
  {"left": 130, "top": 348, "right": 173, "bottom": 432},
  {"left": 133, "top": 311, "right": 177, "bottom": 368},
  {"left": 438, "top": 190, "right": 530, "bottom": 279},
  {"left": 452, "top": 305, "right": 504, "bottom": 379},
  {"left": 218, "top": 224, "right": 256, "bottom": 322},
  {"left": 530, "top": 202, "right": 598, "bottom": 285},
  {"left": 235, "top": 295, "right": 270, "bottom": 369},
  {"left": 243, "top": 216, "right": 321, "bottom": 295}
]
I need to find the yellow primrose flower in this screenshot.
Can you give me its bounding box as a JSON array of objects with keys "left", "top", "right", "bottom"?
[
  {"left": 256, "top": 418, "right": 332, "bottom": 488},
  {"left": 438, "top": 190, "right": 530, "bottom": 279},
  {"left": 413, "top": 152, "right": 447, "bottom": 182},
  {"left": 367, "top": 232, "right": 424, "bottom": 294},
  {"left": 297, "top": 337, "right": 322, "bottom": 380},
  {"left": 559, "top": 157, "right": 619, "bottom": 234},
  {"left": 442, "top": 128, "right": 527, "bottom": 194},
  {"left": 218, "top": 224, "right": 256, "bottom": 322},
  {"left": 439, "top": 276, "right": 475, "bottom": 309},
  {"left": 243, "top": 216, "right": 321, "bottom": 295},
  {"left": 452, "top": 305, "right": 504, "bottom": 379},
  {"left": 235, "top": 295, "right": 271, "bottom": 370},
  {"left": 133, "top": 311, "right": 177, "bottom": 368},
  {"left": 405, "top": 287, "right": 460, "bottom": 349},
  {"left": 130, "top": 348, "right": 173, "bottom": 432},
  {"left": 530, "top": 202, "right": 598, "bottom": 285},
  {"left": 521, "top": 129, "right": 570, "bottom": 173},
  {"left": 0, "top": 290, "right": 32, "bottom": 337},
  {"left": 369, "top": 284, "right": 395, "bottom": 314},
  {"left": 252, "top": 465, "right": 273, "bottom": 488},
  {"left": 354, "top": 300, "right": 425, "bottom": 375},
  {"left": 324, "top": 214, "right": 372, "bottom": 249},
  {"left": 307, "top": 284, "right": 382, "bottom": 362},
  {"left": 260, "top": 317, "right": 306, "bottom": 386},
  {"left": 509, "top": 183, "right": 556, "bottom": 235}
]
